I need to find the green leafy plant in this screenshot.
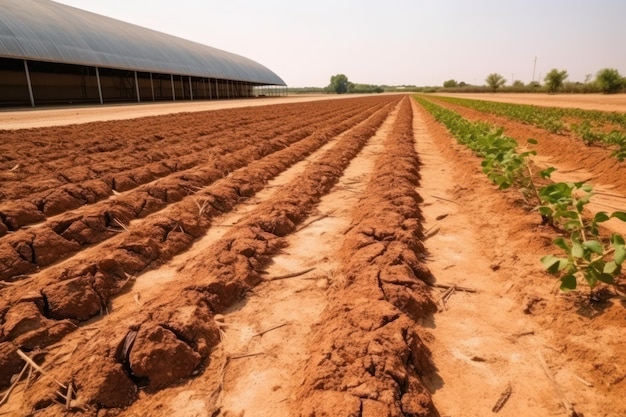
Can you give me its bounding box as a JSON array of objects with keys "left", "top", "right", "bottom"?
[
  {"left": 539, "top": 177, "right": 626, "bottom": 291},
  {"left": 537, "top": 180, "right": 593, "bottom": 230},
  {"left": 414, "top": 96, "right": 536, "bottom": 198},
  {"left": 432, "top": 95, "right": 626, "bottom": 153},
  {"left": 541, "top": 227, "right": 626, "bottom": 291}
]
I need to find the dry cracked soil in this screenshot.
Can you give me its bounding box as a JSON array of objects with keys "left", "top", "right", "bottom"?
[{"left": 1, "top": 93, "right": 625, "bottom": 417}]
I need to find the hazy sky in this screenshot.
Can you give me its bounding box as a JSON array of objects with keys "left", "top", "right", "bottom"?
[{"left": 54, "top": 0, "right": 626, "bottom": 87}]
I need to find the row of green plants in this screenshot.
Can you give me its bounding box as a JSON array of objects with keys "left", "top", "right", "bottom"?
[
  {"left": 414, "top": 95, "right": 626, "bottom": 293},
  {"left": 432, "top": 95, "right": 626, "bottom": 161}
]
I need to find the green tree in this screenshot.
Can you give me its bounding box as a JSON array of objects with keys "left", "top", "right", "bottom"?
[
  {"left": 443, "top": 79, "right": 458, "bottom": 88},
  {"left": 544, "top": 69, "right": 568, "bottom": 93},
  {"left": 596, "top": 68, "right": 625, "bottom": 94},
  {"left": 512, "top": 80, "right": 525, "bottom": 88},
  {"left": 485, "top": 73, "right": 506, "bottom": 92},
  {"left": 328, "top": 74, "right": 349, "bottom": 94}
]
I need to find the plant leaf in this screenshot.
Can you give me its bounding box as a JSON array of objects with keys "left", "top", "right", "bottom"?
[
  {"left": 611, "top": 212, "right": 626, "bottom": 222},
  {"left": 553, "top": 237, "right": 570, "bottom": 253},
  {"left": 582, "top": 240, "right": 603, "bottom": 255},
  {"left": 540, "top": 255, "right": 569, "bottom": 274},
  {"left": 598, "top": 273, "right": 615, "bottom": 284},
  {"left": 540, "top": 167, "right": 556, "bottom": 179},
  {"left": 571, "top": 240, "right": 584, "bottom": 258},
  {"left": 560, "top": 274, "right": 577, "bottom": 291},
  {"left": 538, "top": 206, "right": 554, "bottom": 217},
  {"left": 593, "top": 212, "right": 610, "bottom": 223},
  {"left": 612, "top": 234, "right": 626, "bottom": 265},
  {"left": 603, "top": 260, "right": 619, "bottom": 275}
]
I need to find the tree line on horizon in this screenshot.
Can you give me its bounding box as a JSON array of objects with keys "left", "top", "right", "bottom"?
[
  {"left": 289, "top": 68, "right": 625, "bottom": 95},
  {"left": 470, "top": 67, "right": 625, "bottom": 94}
]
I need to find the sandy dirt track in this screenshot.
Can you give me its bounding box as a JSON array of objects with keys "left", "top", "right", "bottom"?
[
  {"left": 1, "top": 94, "right": 625, "bottom": 417},
  {"left": 436, "top": 92, "right": 626, "bottom": 112},
  {"left": 0, "top": 94, "right": 369, "bottom": 130}
]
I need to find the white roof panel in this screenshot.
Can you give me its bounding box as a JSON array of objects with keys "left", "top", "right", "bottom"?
[{"left": 0, "top": 0, "right": 285, "bottom": 85}]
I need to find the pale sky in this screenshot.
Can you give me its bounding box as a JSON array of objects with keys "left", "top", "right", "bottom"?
[{"left": 54, "top": 0, "right": 626, "bottom": 88}]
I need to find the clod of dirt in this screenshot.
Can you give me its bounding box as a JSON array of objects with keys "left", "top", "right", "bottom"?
[
  {"left": 382, "top": 281, "right": 437, "bottom": 319},
  {"left": 58, "top": 215, "right": 113, "bottom": 246},
  {"left": 128, "top": 323, "right": 202, "bottom": 390},
  {"left": 3, "top": 301, "right": 45, "bottom": 340},
  {"left": 0, "top": 342, "right": 22, "bottom": 388},
  {"left": 37, "top": 189, "right": 84, "bottom": 216},
  {"left": 0, "top": 242, "right": 36, "bottom": 279},
  {"left": 0, "top": 202, "right": 45, "bottom": 231},
  {"left": 74, "top": 356, "right": 138, "bottom": 408},
  {"left": 32, "top": 228, "right": 81, "bottom": 265},
  {"left": 150, "top": 301, "right": 221, "bottom": 358},
  {"left": 43, "top": 276, "right": 102, "bottom": 321}
]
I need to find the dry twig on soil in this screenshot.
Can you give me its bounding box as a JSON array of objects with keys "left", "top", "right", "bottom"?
[
  {"left": 537, "top": 351, "right": 580, "bottom": 417},
  {"left": 296, "top": 210, "right": 335, "bottom": 232},
  {"left": 193, "top": 198, "right": 210, "bottom": 217},
  {"left": 492, "top": 384, "right": 512, "bottom": 413},
  {"left": 430, "top": 194, "right": 460, "bottom": 204},
  {"left": 252, "top": 323, "right": 289, "bottom": 338},
  {"left": 112, "top": 218, "right": 129, "bottom": 232},
  {"left": 424, "top": 226, "right": 440, "bottom": 241},
  {"left": 267, "top": 267, "right": 316, "bottom": 281},
  {"left": 230, "top": 352, "right": 265, "bottom": 360},
  {"left": 16, "top": 350, "right": 67, "bottom": 390},
  {"left": 575, "top": 375, "right": 593, "bottom": 387},
  {"left": 431, "top": 283, "right": 477, "bottom": 293},
  {"left": 0, "top": 363, "right": 28, "bottom": 406},
  {"left": 437, "top": 286, "right": 456, "bottom": 312}
]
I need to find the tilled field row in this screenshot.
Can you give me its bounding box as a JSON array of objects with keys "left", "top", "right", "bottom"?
[
  {"left": 0, "top": 96, "right": 402, "bottom": 413},
  {"left": 0, "top": 101, "right": 312, "bottom": 177},
  {"left": 0, "top": 106, "right": 290, "bottom": 201},
  {"left": 296, "top": 97, "right": 437, "bottom": 416},
  {"left": 0, "top": 99, "right": 366, "bottom": 233},
  {"left": 0, "top": 98, "right": 387, "bottom": 281}
]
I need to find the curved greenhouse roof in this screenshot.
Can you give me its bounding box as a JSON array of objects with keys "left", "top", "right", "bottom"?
[{"left": 0, "top": 0, "right": 285, "bottom": 86}]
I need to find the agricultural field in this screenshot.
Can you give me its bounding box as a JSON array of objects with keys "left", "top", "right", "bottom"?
[{"left": 0, "top": 94, "right": 625, "bottom": 417}]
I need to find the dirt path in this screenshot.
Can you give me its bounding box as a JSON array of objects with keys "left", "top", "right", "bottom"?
[
  {"left": 412, "top": 100, "right": 560, "bottom": 416},
  {"left": 0, "top": 94, "right": 384, "bottom": 130},
  {"left": 436, "top": 93, "right": 626, "bottom": 112}
]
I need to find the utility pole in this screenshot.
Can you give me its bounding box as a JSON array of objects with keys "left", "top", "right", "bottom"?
[{"left": 532, "top": 56, "right": 537, "bottom": 83}]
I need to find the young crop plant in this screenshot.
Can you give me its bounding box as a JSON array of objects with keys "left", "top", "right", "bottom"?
[
  {"left": 414, "top": 95, "right": 538, "bottom": 201},
  {"left": 538, "top": 173, "right": 626, "bottom": 292},
  {"left": 432, "top": 95, "right": 626, "bottom": 160},
  {"left": 414, "top": 95, "right": 626, "bottom": 294},
  {"left": 415, "top": 96, "right": 626, "bottom": 291}
]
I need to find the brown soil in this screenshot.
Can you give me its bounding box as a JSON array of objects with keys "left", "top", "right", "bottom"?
[{"left": 1, "top": 94, "right": 625, "bottom": 417}]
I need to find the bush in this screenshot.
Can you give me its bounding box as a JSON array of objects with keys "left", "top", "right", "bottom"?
[
  {"left": 596, "top": 68, "right": 625, "bottom": 94},
  {"left": 485, "top": 73, "right": 506, "bottom": 92},
  {"left": 544, "top": 69, "right": 568, "bottom": 93}
]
